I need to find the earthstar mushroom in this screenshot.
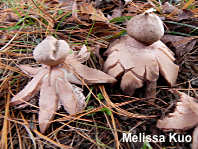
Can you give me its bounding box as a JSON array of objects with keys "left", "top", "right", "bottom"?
[
  {"left": 103, "top": 13, "right": 179, "bottom": 98},
  {"left": 10, "top": 36, "right": 116, "bottom": 133}
]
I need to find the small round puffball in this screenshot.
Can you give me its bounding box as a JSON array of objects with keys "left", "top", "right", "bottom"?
[
  {"left": 33, "top": 36, "right": 71, "bottom": 66},
  {"left": 126, "top": 12, "right": 164, "bottom": 45}
]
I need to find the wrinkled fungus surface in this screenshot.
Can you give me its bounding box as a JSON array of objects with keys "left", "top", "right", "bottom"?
[{"left": 10, "top": 36, "right": 116, "bottom": 133}]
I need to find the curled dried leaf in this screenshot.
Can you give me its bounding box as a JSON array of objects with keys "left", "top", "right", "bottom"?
[
  {"left": 72, "top": 2, "right": 89, "bottom": 26},
  {"left": 162, "top": 2, "right": 180, "bottom": 14},
  {"left": 161, "top": 34, "right": 196, "bottom": 57}
]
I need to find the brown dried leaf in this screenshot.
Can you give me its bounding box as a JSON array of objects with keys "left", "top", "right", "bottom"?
[
  {"left": 80, "top": 2, "right": 108, "bottom": 22},
  {"left": 90, "top": 9, "right": 108, "bottom": 22},
  {"left": 72, "top": 2, "right": 89, "bottom": 26},
  {"left": 80, "top": 2, "right": 95, "bottom": 14},
  {"left": 6, "top": 12, "right": 20, "bottom": 22},
  {"left": 162, "top": 2, "right": 194, "bottom": 21},
  {"left": 177, "top": 9, "right": 194, "bottom": 21},
  {"left": 0, "top": 30, "right": 13, "bottom": 41},
  {"left": 107, "top": 7, "right": 122, "bottom": 20},
  {"left": 157, "top": 90, "right": 198, "bottom": 130},
  {"left": 161, "top": 34, "right": 196, "bottom": 57},
  {"left": 59, "top": 0, "right": 74, "bottom": 4},
  {"left": 162, "top": 2, "right": 180, "bottom": 14}
]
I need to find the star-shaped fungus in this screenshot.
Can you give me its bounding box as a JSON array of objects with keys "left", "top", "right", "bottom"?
[
  {"left": 157, "top": 90, "right": 198, "bottom": 149},
  {"left": 103, "top": 12, "right": 179, "bottom": 98},
  {"left": 10, "top": 36, "right": 116, "bottom": 133}
]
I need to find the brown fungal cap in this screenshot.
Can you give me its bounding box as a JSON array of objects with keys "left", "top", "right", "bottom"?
[
  {"left": 126, "top": 12, "right": 164, "bottom": 45},
  {"left": 33, "top": 36, "right": 71, "bottom": 66}
]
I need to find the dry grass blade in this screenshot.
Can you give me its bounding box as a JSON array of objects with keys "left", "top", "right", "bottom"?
[
  {"left": 109, "top": 109, "right": 119, "bottom": 149},
  {"left": 0, "top": 113, "right": 34, "bottom": 147},
  {"left": 75, "top": 130, "right": 98, "bottom": 146},
  {"left": 32, "top": 129, "right": 73, "bottom": 149},
  {"left": 14, "top": 122, "right": 23, "bottom": 149},
  {"left": 0, "top": 23, "right": 24, "bottom": 52},
  {"left": 0, "top": 73, "right": 13, "bottom": 93},
  {"left": 10, "top": 90, "right": 91, "bottom": 122},
  {"left": 0, "top": 63, "right": 29, "bottom": 77},
  {"left": 173, "top": 36, "right": 198, "bottom": 46},
  {"left": 182, "top": 0, "right": 196, "bottom": 9},
  {"left": 20, "top": 111, "right": 37, "bottom": 148},
  {"left": 102, "top": 86, "right": 119, "bottom": 148},
  {"left": 72, "top": 2, "right": 89, "bottom": 26},
  {"left": 0, "top": 90, "right": 10, "bottom": 149},
  {"left": 31, "top": 0, "right": 55, "bottom": 23},
  {"left": 148, "top": 0, "right": 162, "bottom": 14},
  {"left": 46, "top": 107, "right": 99, "bottom": 138},
  {"left": 8, "top": 121, "right": 14, "bottom": 149},
  {"left": 99, "top": 85, "right": 157, "bottom": 118}
]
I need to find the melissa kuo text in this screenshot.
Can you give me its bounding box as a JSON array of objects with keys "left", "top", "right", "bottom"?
[{"left": 122, "top": 133, "right": 192, "bottom": 143}]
